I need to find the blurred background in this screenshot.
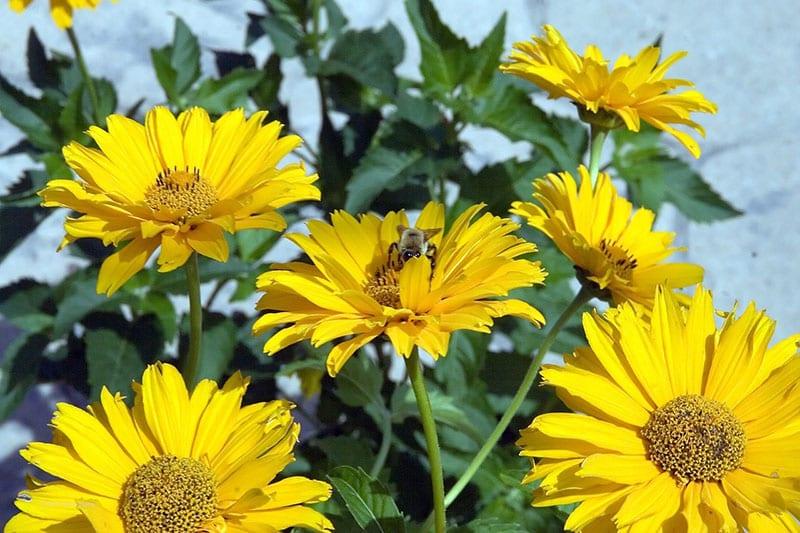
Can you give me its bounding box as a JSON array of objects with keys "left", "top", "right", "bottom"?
[{"left": 1, "top": 0, "right": 798, "bottom": 523}]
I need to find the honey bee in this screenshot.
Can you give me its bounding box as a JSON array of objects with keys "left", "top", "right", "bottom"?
[{"left": 388, "top": 225, "right": 441, "bottom": 271}]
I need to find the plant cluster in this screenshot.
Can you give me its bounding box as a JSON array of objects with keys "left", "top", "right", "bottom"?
[{"left": 2, "top": 1, "right": 794, "bottom": 532}]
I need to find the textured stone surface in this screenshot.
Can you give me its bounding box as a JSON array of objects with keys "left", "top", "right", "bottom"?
[{"left": 1, "top": 0, "right": 798, "bottom": 520}]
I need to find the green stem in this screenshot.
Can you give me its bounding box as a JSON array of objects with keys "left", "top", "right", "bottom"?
[
  {"left": 426, "top": 286, "right": 592, "bottom": 524},
  {"left": 588, "top": 124, "right": 608, "bottom": 183},
  {"left": 183, "top": 254, "right": 203, "bottom": 387},
  {"left": 406, "top": 350, "right": 446, "bottom": 533},
  {"left": 65, "top": 27, "right": 101, "bottom": 125},
  {"left": 369, "top": 411, "right": 393, "bottom": 478},
  {"left": 311, "top": 0, "right": 322, "bottom": 52}
]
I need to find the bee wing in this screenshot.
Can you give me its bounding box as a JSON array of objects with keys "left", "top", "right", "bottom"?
[{"left": 421, "top": 228, "right": 442, "bottom": 240}]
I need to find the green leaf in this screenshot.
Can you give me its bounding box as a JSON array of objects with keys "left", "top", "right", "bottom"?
[
  {"left": 0, "top": 279, "right": 52, "bottom": 333},
  {"left": 463, "top": 13, "right": 506, "bottom": 95},
  {"left": 394, "top": 91, "right": 441, "bottom": 129},
  {"left": 53, "top": 278, "right": 120, "bottom": 337},
  {"left": 189, "top": 68, "right": 265, "bottom": 115},
  {"left": 334, "top": 353, "right": 382, "bottom": 408},
  {"left": 57, "top": 85, "right": 85, "bottom": 141},
  {"left": 405, "top": 0, "right": 471, "bottom": 96},
  {"left": 452, "top": 517, "right": 529, "bottom": 533},
  {"left": 0, "top": 333, "right": 46, "bottom": 421},
  {"left": 433, "top": 331, "right": 488, "bottom": 399},
  {"left": 26, "top": 28, "right": 62, "bottom": 91},
  {"left": 250, "top": 54, "right": 283, "bottom": 110},
  {"left": 140, "top": 291, "right": 178, "bottom": 342},
  {"left": 234, "top": 227, "right": 283, "bottom": 262},
  {"left": 612, "top": 127, "right": 741, "bottom": 221},
  {"left": 391, "top": 384, "right": 484, "bottom": 443},
  {"left": 463, "top": 75, "right": 579, "bottom": 171},
  {"left": 151, "top": 17, "right": 201, "bottom": 103},
  {"left": 316, "top": 436, "right": 375, "bottom": 472},
  {"left": 460, "top": 157, "right": 553, "bottom": 214},
  {"left": 662, "top": 160, "right": 742, "bottom": 222},
  {"left": 41, "top": 152, "right": 73, "bottom": 180},
  {"left": 151, "top": 47, "right": 178, "bottom": 102},
  {"left": 260, "top": 13, "right": 304, "bottom": 58},
  {"left": 346, "top": 147, "right": 423, "bottom": 212},
  {"left": 230, "top": 271, "right": 260, "bottom": 302},
  {"left": 92, "top": 79, "right": 118, "bottom": 120},
  {"left": 0, "top": 170, "right": 49, "bottom": 207},
  {"left": 320, "top": 24, "right": 403, "bottom": 95},
  {"left": 84, "top": 328, "right": 147, "bottom": 401},
  {"left": 328, "top": 466, "right": 405, "bottom": 533},
  {"left": 0, "top": 74, "right": 58, "bottom": 151},
  {"left": 192, "top": 313, "right": 238, "bottom": 383},
  {"left": 323, "top": 0, "right": 348, "bottom": 38},
  {"left": 148, "top": 257, "right": 252, "bottom": 293},
  {"left": 171, "top": 18, "right": 201, "bottom": 95}
]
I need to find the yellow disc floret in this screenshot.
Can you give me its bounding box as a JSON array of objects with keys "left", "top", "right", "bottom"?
[
  {"left": 642, "top": 394, "right": 746, "bottom": 483},
  {"left": 120, "top": 454, "right": 217, "bottom": 533},
  {"left": 145, "top": 167, "right": 218, "bottom": 222},
  {"left": 365, "top": 267, "right": 402, "bottom": 308}
]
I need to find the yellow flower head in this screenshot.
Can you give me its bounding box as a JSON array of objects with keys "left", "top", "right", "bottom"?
[
  {"left": 501, "top": 25, "right": 717, "bottom": 157},
  {"left": 511, "top": 166, "right": 702, "bottom": 308},
  {"left": 518, "top": 286, "right": 800, "bottom": 531},
  {"left": 39, "top": 106, "right": 319, "bottom": 295},
  {"left": 9, "top": 0, "right": 105, "bottom": 29},
  {"left": 253, "top": 202, "right": 547, "bottom": 376},
  {"left": 5, "top": 363, "right": 333, "bottom": 532}
]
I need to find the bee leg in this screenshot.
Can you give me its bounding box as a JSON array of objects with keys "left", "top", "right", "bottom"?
[
  {"left": 425, "top": 244, "right": 437, "bottom": 278},
  {"left": 388, "top": 242, "right": 400, "bottom": 270}
]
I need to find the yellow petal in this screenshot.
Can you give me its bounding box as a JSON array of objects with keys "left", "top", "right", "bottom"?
[
  {"left": 540, "top": 364, "right": 651, "bottom": 427},
  {"left": 613, "top": 471, "right": 680, "bottom": 527},
  {"left": 742, "top": 431, "right": 800, "bottom": 478},
  {"left": 722, "top": 468, "right": 786, "bottom": 514},
  {"left": 186, "top": 223, "right": 229, "bottom": 262},
  {"left": 157, "top": 232, "right": 193, "bottom": 272},
  {"left": 326, "top": 332, "right": 380, "bottom": 376},
  {"left": 563, "top": 487, "right": 632, "bottom": 531},
  {"left": 145, "top": 106, "right": 185, "bottom": 170},
  {"left": 140, "top": 363, "right": 192, "bottom": 456},
  {"left": 20, "top": 443, "right": 121, "bottom": 497},
  {"left": 178, "top": 107, "right": 212, "bottom": 171},
  {"left": 77, "top": 500, "right": 124, "bottom": 532},
  {"left": 50, "top": 403, "right": 137, "bottom": 485},
  {"left": 578, "top": 454, "right": 660, "bottom": 485},
  {"left": 97, "top": 238, "right": 159, "bottom": 296},
  {"left": 96, "top": 388, "right": 153, "bottom": 464},
  {"left": 519, "top": 413, "right": 646, "bottom": 457},
  {"left": 399, "top": 256, "right": 431, "bottom": 311}
]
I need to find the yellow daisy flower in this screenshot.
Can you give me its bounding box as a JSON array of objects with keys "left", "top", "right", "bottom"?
[
  {"left": 9, "top": 0, "right": 105, "bottom": 29},
  {"left": 5, "top": 363, "right": 333, "bottom": 533},
  {"left": 39, "top": 106, "right": 319, "bottom": 295},
  {"left": 501, "top": 25, "right": 717, "bottom": 157},
  {"left": 518, "top": 286, "right": 800, "bottom": 531},
  {"left": 253, "top": 202, "right": 546, "bottom": 376},
  {"left": 510, "top": 165, "right": 702, "bottom": 308}
]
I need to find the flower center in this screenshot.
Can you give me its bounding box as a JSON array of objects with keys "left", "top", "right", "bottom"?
[
  {"left": 365, "top": 266, "right": 401, "bottom": 308},
  {"left": 144, "top": 167, "right": 217, "bottom": 222},
  {"left": 641, "top": 394, "right": 746, "bottom": 483},
  {"left": 120, "top": 454, "right": 217, "bottom": 533},
  {"left": 599, "top": 239, "right": 638, "bottom": 278}
]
